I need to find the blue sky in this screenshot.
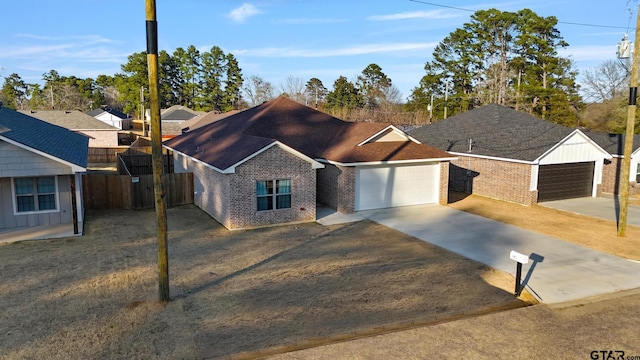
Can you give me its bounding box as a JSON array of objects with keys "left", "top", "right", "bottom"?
[{"left": 0, "top": 0, "right": 635, "bottom": 102}]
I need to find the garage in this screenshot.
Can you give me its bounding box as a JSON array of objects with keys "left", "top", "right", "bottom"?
[
  {"left": 355, "top": 163, "right": 439, "bottom": 211},
  {"left": 537, "top": 162, "right": 595, "bottom": 202}
]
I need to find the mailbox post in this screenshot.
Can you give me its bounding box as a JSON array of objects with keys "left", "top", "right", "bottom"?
[{"left": 510, "top": 250, "right": 529, "bottom": 296}]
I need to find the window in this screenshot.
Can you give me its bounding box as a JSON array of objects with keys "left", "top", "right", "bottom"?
[
  {"left": 637, "top": 163, "right": 640, "bottom": 183},
  {"left": 256, "top": 179, "right": 291, "bottom": 211},
  {"left": 14, "top": 177, "right": 57, "bottom": 213}
]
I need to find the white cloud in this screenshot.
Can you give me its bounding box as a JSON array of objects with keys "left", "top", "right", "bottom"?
[
  {"left": 227, "top": 3, "right": 261, "bottom": 22},
  {"left": 233, "top": 42, "right": 437, "bottom": 57},
  {"left": 0, "top": 44, "right": 76, "bottom": 58},
  {"left": 367, "top": 10, "right": 460, "bottom": 21}
]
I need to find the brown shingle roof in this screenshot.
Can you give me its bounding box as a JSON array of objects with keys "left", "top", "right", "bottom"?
[
  {"left": 164, "top": 96, "right": 452, "bottom": 170},
  {"left": 180, "top": 110, "right": 241, "bottom": 132}
]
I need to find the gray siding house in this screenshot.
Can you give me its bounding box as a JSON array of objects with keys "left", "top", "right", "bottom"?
[{"left": 0, "top": 106, "right": 88, "bottom": 242}]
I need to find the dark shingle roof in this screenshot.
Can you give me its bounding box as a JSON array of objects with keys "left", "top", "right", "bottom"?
[
  {"left": 583, "top": 132, "right": 640, "bottom": 156},
  {"left": 164, "top": 96, "right": 452, "bottom": 171},
  {"left": 19, "top": 110, "right": 118, "bottom": 130},
  {"left": 88, "top": 107, "right": 129, "bottom": 119},
  {"left": 0, "top": 107, "right": 88, "bottom": 168},
  {"left": 161, "top": 105, "right": 202, "bottom": 121},
  {"left": 408, "top": 104, "right": 575, "bottom": 162}
]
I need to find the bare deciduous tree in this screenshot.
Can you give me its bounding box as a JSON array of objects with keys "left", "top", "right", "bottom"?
[
  {"left": 279, "top": 75, "right": 306, "bottom": 104},
  {"left": 581, "top": 59, "right": 629, "bottom": 103},
  {"left": 243, "top": 75, "right": 276, "bottom": 107}
]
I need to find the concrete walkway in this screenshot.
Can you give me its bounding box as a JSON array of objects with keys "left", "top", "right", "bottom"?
[
  {"left": 540, "top": 196, "right": 640, "bottom": 227},
  {"left": 319, "top": 205, "right": 640, "bottom": 304}
]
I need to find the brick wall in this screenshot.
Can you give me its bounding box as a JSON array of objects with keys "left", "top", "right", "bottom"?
[
  {"left": 174, "top": 152, "right": 232, "bottom": 228},
  {"left": 450, "top": 156, "right": 536, "bottom": 205},
  {"left": 80, "top": 130, "right": 119, "bottom": 147},
  {"left": 229, "top": 146, "right": 317, "bottom": 229},
  {"left": 317, "top": 163, "right": 356, "bottom": 213},
  {"left": 174, "top": 145, "right": 317, "bottom": 230},
  {"left": 439, "top": 161, "right": 449, "bottom": 205},
  {"left": 602, "top": 157, "right": 640, "bottom": 195}
]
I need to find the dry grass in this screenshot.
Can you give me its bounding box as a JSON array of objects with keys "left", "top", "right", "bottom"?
[
  {"left": 0, "top": 205, "right": 526, "bottom": 359},
  {"left": 447, "top": 192, "right": 640, "bottom": 261}
]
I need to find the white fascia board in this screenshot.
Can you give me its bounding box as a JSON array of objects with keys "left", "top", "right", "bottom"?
[
  {"left": 0, "top": 135, "right": 86, "bottom": 173},
  {"left": 318, "top": 157, "right": 458, "bottom": 167},
  {"left": 167, "top": 141, "right": 325, "bottom": 175},
  {"left": 406, "top": 134, "right": 422, "bottom": 144},
  {"left": 356, "top": 125, "right": 419, "bottom": 146},
  {"left": 534, "top": 129, "right": 612, "bottom": 163},
  {"left": 447, "top": 151, "right": 535, "bottom": 165},
  {"left": 166, "top": 147, "right": 232, "bottom": 174},
  {"left": 609, "top": 147, "right": 640, "bottom": 158}
]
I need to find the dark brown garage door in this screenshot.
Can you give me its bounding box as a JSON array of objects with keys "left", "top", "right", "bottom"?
[{"left": 537, "top": 162, "right": 594, "bottom": 202}]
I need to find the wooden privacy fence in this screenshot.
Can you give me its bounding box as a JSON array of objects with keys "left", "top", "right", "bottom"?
[
  {"left": 88, "top": 147, "right": 130, "bottom": 163},
  {"left": 117, "top": 147, "right": 173, "bottom": 176},
  {"left": 83, "top": 172, "right": 193, "bottom": 210}
]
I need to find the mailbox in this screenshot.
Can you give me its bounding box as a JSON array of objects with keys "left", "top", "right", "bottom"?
[{"left": 510, "top": 250, "right": 529, "bottom": 264}]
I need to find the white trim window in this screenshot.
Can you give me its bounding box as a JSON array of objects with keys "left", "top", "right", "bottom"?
[
  {"left": 14, "top": 176, "right": 58, "bottom": 213},
  {"left": 256, "top": 179, "right": 291, "bottom": 211}
]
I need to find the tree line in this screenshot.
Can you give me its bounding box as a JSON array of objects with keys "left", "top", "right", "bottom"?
[
  {"left": 1, "top": 8, "right": 635, "bottom": 132},
  {"left": 405, "top": 8, "right": 584, "bottom": 127}
]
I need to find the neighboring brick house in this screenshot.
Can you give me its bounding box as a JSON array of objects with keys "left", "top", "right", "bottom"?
[
  {"left": 19, "top": 110, "right": 119, "bottom": 147},
  {"left": 164, "top": 96, "right": 454, "bottom": 230},
  {"left": 585, "top": 132, "right": 640, "bottom": 195},
  {"left": 409, "top": 104, "right": 612, "bottom": 205},
  {"left": 149, "top": 105, "right": 204, "bottom": 136},
  {"left": 0, "top": 106, "right": 88, "bottom": 241}
]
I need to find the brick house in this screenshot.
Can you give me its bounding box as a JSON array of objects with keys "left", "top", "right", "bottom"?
[
  {"left": 1, "top": 106, "right": 88, "bottom": 241},
  {"left": 20, "top": 110, "right": 120, "bottom": 147},
  {"left": 164, "top": 96, "right": 454, "bottom": 230},
  {"left": 409, "top": 104, "right": 612, "bottom": 205},
  {"left": 585, "top": 132, "right": 640, "bottom": 195}
]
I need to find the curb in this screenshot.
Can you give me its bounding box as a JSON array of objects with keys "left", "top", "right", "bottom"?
[{"left": 211, "top": 296, "right": 537, "bottom": 360}]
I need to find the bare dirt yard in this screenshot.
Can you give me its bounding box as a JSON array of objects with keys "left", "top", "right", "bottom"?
[
  {"left": 448, "top": 192, "right": 640, "bottom": 261},
  {"left": 2, "top": 191, "right": 637, "bottom": 359},
  {"left": 0, "top": 205, "right": 527, "bottom": 360}
]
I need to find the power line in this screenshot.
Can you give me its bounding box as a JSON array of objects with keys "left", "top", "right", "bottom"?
[{"left": 409, "top": 0, "right": 632, "bottom": 30}]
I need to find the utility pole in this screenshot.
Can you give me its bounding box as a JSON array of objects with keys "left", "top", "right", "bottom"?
[
  {"left": 429, "top": 94, "right": 434, "bottom": 123},
  {"left": 145, "top": 0, "right": 169, "bottom": 302},
  {"left": 141, "top": 86, "right": 147, "bottom": 137},
  {"left": 444, "top": 81, "right": 449, "bottom": 119},
  {"left": 617, "top": 8, "right": 639, "bottom": 237}
]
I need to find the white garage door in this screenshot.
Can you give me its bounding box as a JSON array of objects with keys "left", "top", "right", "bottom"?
[{"left": 355, "top": 163, "right": 440, "bottom": 211}]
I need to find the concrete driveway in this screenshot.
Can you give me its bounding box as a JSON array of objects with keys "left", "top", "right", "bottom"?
[
  {"left": 540, "top": 196, "right": 640, "bottom": 227},
  {"left": 321, "top": 204, "right": 640, "bottom": 304}
]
